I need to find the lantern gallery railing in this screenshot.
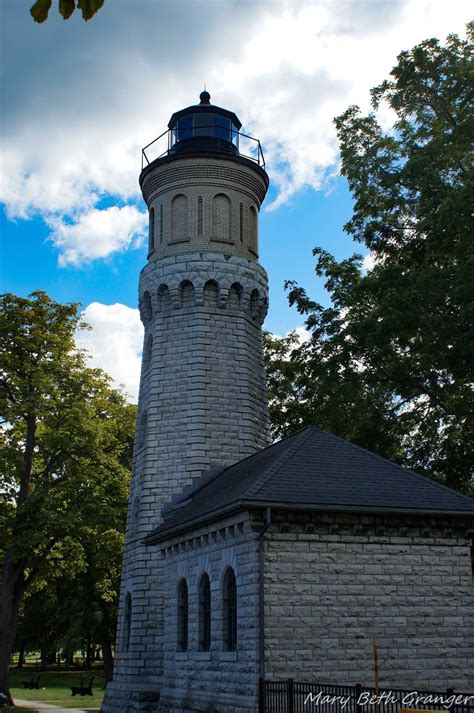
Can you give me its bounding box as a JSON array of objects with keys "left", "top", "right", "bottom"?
[{"left": 141, "top": 127, "right": 265, "bottom": 170}]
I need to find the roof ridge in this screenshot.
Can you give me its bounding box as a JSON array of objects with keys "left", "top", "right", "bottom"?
[
  {"left": 307, "top": 424, "right": 474, "bottom": 505},
  {"left": 245, "top": 426, "right": 315, "bottom": 499}
]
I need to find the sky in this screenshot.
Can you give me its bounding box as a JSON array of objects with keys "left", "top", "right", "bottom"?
[{"left": 0, "top": 0, "right": 470, "bottom": 401}]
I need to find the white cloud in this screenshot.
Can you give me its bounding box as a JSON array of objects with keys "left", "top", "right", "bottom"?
[
  {"left": 289, "top": 326, "right": 311, "bottom": 343},
  {"left": 362, "top": 253, "right": 376, "bottom": 273},
  {"left": 0, "top": 0, "right": 470, "bottom": 258},
  {"left": 76, "top": 302, "right": 143, "bottom": 401},
  {"left": 48, "top": 206, "right": 147, "bottom": 266}
]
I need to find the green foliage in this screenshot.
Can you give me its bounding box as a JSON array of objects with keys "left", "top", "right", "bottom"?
[
  {"left": 0, "top": 291, "right": 135, "bottom": 696},
  {"left": 265, "top": 26, "right": 473, "bottom": 493},
  {"left": 30, "top": 0, "right": 104, "bottom": 23}
]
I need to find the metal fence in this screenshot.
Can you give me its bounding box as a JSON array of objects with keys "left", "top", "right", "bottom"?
[{"left": 258, "top": 680, "right": 474, "bottom": 713}]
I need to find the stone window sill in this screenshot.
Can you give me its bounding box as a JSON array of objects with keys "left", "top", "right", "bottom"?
[
  {"left": 168, "top": 238, "right": 191, "bottom": 244},
  {"left": 220, "top": 650, "right": 238, "bottom": 661},
  {"left": 194, "top": 651, "right": 211, "bottom": 660},
  {"left": 175, "top": 651, "right": 188, "bottom": 660}
]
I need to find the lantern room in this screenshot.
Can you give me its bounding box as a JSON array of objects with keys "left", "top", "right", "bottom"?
[{"left": 168, "top": 90, "right": 241, "bottom": 155}]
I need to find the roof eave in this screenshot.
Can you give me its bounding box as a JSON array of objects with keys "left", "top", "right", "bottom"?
[
  {"left": 143, "top": 498, "right": 474, "bottom": 546},
  {"left": 143, "top": 501, "right": 244, "bottom": 546}
]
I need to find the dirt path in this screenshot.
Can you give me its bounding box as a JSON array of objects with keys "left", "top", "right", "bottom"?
[{"left": 14, "top": 699, "right": 99, "bottom": 713}]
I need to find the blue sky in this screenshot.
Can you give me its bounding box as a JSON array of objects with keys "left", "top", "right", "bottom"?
[{"left": 0, "top": 0, "right": 469, "bottom": 399}]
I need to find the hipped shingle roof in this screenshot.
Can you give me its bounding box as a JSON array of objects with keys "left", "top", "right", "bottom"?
[{"left": 144, "top": 426, "right": 474, "bottom": 544}]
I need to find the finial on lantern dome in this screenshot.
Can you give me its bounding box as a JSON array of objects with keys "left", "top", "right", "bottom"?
[{"left": 199, "top": 89, "right": 211, "bottom": 104}]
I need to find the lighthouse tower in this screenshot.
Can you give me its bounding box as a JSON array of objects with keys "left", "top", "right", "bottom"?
[{"left": 102, "top": 92, "right": 270, "bottom": 711}]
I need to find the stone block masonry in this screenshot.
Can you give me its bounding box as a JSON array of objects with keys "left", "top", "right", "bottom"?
[
  {"left": 263, "top": 511, "right": 474, "bottom": 689},
  {"left": 102, "top": 251, "right": 271, "bottom": 713},
  {"left": 156, "top": 513, "right": 260, "bottom": 713}
]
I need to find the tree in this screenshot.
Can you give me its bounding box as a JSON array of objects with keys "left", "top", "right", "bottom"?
[
  {"left": 30, "top": 0, "right": 104, "bottom": 23},
  {"left": 265, "top": 26, "right": 473, "bottom": 493},
  {"left": 0, "top": 291, "right": 135, "bottom": 702}
]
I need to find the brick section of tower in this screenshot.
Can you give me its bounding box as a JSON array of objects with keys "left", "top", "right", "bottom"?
[{"left": 102, "top": 145, "right": 270, "bottom": 713}]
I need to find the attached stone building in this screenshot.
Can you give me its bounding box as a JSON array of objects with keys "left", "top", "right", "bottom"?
[
  {"left": 101, "top": 93, "right": 474, "bottom": 713},
  {"left": 144, "top": 426, "right": 474, "bottom": 711}
]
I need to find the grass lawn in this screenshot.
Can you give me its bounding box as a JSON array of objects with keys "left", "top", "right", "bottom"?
[
  {"left": 10, "top": 669, "right": 105, "bottom": 709},
  {"left": 4, "top": 708, "right": 32, "bottom": 713}
]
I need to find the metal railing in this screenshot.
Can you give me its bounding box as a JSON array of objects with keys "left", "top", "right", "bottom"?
[
  {"left": 141, "top": 127, "right": 265, "bottom": 170},
  {"left": 258, "top": 680, "right": 474, "bottom": 713}
]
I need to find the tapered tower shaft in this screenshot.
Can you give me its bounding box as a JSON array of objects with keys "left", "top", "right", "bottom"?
[{"left": 102, "top": 92, "right": 270, "bottom": 712}]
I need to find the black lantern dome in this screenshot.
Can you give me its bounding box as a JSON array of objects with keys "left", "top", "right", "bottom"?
[{"left": 168, "top": 91, "right": 242, "bottom": 156}]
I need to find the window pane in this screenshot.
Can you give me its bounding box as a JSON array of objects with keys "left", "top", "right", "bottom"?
[
  {"left": 199, "top": 573, "right": 211, "bottom": 650},
  {"left": 215, "top": 115, "right": 231, "bottom": 141},
  {"left": 177, "top": 580, "right": 188, "bottom": 651},
  {"left": 194, "top": 113, "right": 212, "bottom": 136},
  {"left": 232, "top": 124, "right": 239, "bottom": 148},
  {"left": 177, "top": 115, "right": 192, "bottom": 141}
]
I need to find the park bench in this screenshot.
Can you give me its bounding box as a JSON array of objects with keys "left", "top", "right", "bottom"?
[
  {"left": 22, "top": 673, "right": 41, "bottom": 689},
  {"left": 70, "top": 675, "right": 94, "bottom": 696}
]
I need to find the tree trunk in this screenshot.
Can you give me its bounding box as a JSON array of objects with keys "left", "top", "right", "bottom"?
[
  {"left": 0, "top": 412, "right": 37, "bottom": 700},
  {"left": 17, "top": 641, "right": 26, "bottom": 668},
  {"left": 101, "top": 637, "right": 114, "bottom": 683},
  {"left": 40, "top": 637, "right": 49, "bottom": 671},
  {"left": 0, "top": 553, "right": 27, "bottom": 703},
  {"left": 85, "top": 641, "right": 92, "bottom": 670},
  {"left": 65, "top": 646, "right": 73, "bottom": 668}
]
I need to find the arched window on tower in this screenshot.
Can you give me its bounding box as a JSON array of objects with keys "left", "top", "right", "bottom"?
[
  {"left": 141, "top": 291, "right": 152, "bottom": 324},
  {"left": 211, "top": 193, "right": 231, "bottom": 242},
  {"left": 171, "top": 194, "right": 188, "bottom": 242},
  {"left": 143, "top": 334, "right": 153, "bottom": 372},
  {"left": 223, "top": 568, "right": 237, "bottom": 651},
  {"left": 249, "top": 205, "right": 258, "bottom": 254},
  {"left": 148, "top": 208, "right": 155, "bottom": 255},
  {"left": 180, "top": 280, "right": 195, "bottom": 308},
  {"left": 229, "top": 283, "right": 242, "bottom": 309},
  {"left": 177, "top": 579, "right": 188, "bottom": 652},
  {"left": 124, "top": 593, "right": 132, "bottom": 651},
  {"left": 203, "top": 280, "right": 218, "bottom": 307},
  {"left": 136, "top": 410, "right": 147, "bottom": 449},
  {"left": 157, "top": 284, "right": 171, "bottom": 312},
  {"left": 250, "top": 289, "right": 260, "bottom": 320},
  {"left": 198, "top": 573, "right": 211, "bottom": 651}
]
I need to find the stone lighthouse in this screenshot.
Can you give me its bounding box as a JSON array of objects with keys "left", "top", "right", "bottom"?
[
  {"left": 102, "top": 92, "right": 474, "bottom": 713},
  {"left": 102, "top": 91, "right": 271, "bottom": 712}
]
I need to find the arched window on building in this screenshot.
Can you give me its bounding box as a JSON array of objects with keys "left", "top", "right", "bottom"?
[
  {"left": 124, "top": 593, "right": 132, "bottom": 651},
  {"left": 198, "top": 196, "right": 203, "bottom": 237},
  {"left": 157, "top": 284, "right": 171, "bottom": 312},
  {"left": 180, "top": 280, "right": 195, "bottom": 308},
  {"left": 250, "top": 289, "right": 260, "bottom": 320},
  {"left": 211, "top": 193, "right": 231, "bottom": 242},
  {"left": 143, "top": 334, "right": 153, "bottom": 372},
  {"left": 222, "top": 568, "right": 237, "bottom": 651},
  {"left": 177, "top": 579, "right": 188, "bottom": 652},
  {"left": 148, "top": 207, "right": 155, "bottom": 254},
  {"left": 198, "top": 573, "right": 211, "bottom": 651},
  {"left": 229, "top": 282, "right": 242, "bottom": 310},
  {"left": 249, "top": 205, "right": 258, "bottom": 251},
  {"left": 136, "top": 410, "right": 147, "bottom": 449},
  {"left": 203, "top": 280, "right": 218, "bottom": 307},
  {"left": 141, "top": 290, "right": 152, "bottom": 324},
  {"left": 171, "top": 194, "right": 188, "bottom": 242}
]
